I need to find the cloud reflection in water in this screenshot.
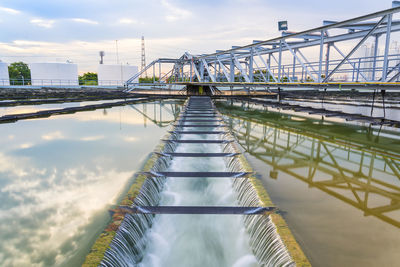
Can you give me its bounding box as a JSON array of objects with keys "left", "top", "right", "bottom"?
[{"left": 0, "top": 102, "right": 177, "bottom": 266}]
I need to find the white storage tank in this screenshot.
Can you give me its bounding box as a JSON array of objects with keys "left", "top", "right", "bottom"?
[
  {"left": 0, "top": 62, "right": 10, "bottom": 86},
  {"left": 98, "top": 64, "right": 138, "bottom": 86},
  {"left": 29, "top": 63, "right": 79, "bottom": 86}
]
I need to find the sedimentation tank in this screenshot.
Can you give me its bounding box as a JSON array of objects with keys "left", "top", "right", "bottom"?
[
  {"left": 83, "top": 96, "right": 309, "bottom": 267},
  {"left": 0, "top": 62, "right": 10, "bottom": 86},
  {"left": 29, "top": 62, "right": 79, "bottom": 86},
  {"left": 98, "top": 64, "right": 138, "bottom": 86}
]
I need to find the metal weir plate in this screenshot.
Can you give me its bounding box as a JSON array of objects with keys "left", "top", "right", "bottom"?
[
  {"left": 162, "top": 139, "right": 234, "bottom": 144},
  {"left": 156, "top": 152, "right": 240, "bottom": 157},
  {"left": 120, "top": 205, "right": 277, "bottom": 215},
  {"left": 169, "top": 131, "right": 227, "bottom": 134},
  {"left": 141, "top": 171, "right": 253, "bottom": 178},
  {"left": 185, "top": 112, "right": 217, "bottom": 114},
  {"left": 177, "top": 119, "right": 223, "bottom": 122},
  {"left": 180, "top": 115, "right": 219, "bottom": 118},
  {"left": 174, "top": 124, "right": 223, "bottom": 127}
]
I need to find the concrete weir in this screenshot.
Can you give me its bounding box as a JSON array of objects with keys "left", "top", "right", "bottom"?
[{"left": 83, "top": 96, "right": 310, "bottom": 267}]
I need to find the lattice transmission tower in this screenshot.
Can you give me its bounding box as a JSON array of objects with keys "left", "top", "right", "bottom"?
[{"left": 141, "top": 36, "right": 147, "bottom": 77}]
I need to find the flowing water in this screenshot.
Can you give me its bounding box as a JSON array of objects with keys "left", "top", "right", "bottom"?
[
  {"left": 101, "top": 97, "right": 294, "bottom": 267},
  {"left": 139, "top": 142, "right": 258, "bottom": 267}
]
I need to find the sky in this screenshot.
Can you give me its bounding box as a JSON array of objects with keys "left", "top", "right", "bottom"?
[{"left": 0, "top": 0, "right": 393, "bottom": 73}]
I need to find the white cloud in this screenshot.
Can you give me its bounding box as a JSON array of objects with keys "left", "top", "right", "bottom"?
[
  {"left": 161, "top": 0, "right": 192, "bottom": 22},
  {"left": 19, "top": 143, "right": 34, "bottom": 149},
  {"left": 70, "top": 18, "right": 99, "bottom": 25},
  {"left": 30, "top": 18, "right": 55, "bottom": 28},
  {"left": 123, "top": 136, "right": 138, "bottom": 142},
  {"left": 118, "top": 18, "right": 138, "bottom": 25},
  {"left": 42, "top": 131, "right": 64, "bottom": 140},
  {"left": 80, "top": 135, "right": 104, "bottom": 141},
  {"left": 0, "top": 6, "right": 20, "bottom": 15}
]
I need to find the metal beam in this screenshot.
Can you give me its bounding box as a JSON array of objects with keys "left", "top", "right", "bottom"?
[{"left": 323, "top": 15, "right": 387, "bottom": 82}]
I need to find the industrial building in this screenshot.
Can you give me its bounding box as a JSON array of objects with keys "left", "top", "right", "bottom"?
[
  {"left": 97, "top": 64, "right": 138, "bottom": 86},
  {"left": 0, "top": 62, "right": 10, "bottom": 86},
  {"left": 29, "top": 62, "right": 79, "bottom": 86}
]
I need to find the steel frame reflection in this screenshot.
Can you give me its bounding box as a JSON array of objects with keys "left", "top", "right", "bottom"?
[
  {"left": 129, "top": 100, "right": 182, "bottom": 127},
  {"left": 224, "top": 110, "right": 400, "bottom": 228}
]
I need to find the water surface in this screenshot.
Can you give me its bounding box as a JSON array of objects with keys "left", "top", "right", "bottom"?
[
  {"left": 0, "top": 100, "right": 181, "bottom": 266},
  {"left": 218, "top": 101, "right": 400, "bottom": 267}
]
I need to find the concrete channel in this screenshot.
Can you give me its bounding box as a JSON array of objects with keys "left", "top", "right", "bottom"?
[{"left": 84, "top": 96, "right": 310, "bottom": 266}]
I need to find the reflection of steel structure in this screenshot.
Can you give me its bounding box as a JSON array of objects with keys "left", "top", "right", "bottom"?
[
  {"left": 225, "top": 114, "right": 400, "bottom": 228},
  {"left": 127, "top": 3, "right": 400, "bottom": 91},
  {"left": 129, "top": 100, "right": 182, "bottom": 127}
]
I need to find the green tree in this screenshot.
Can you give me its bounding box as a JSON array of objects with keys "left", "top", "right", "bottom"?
[
  {"left": 79, "top": 72, "right": 98, "bottom": 85},
  {"left": 139, "top": 76, "right": 159, "bottom": 83},
  {"left": 8, "top": 62, "right": 31, "bottom": 85}
]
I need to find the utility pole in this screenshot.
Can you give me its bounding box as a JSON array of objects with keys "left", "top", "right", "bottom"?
[{"left": 141, "top": 36, "right": 147, "bottom": 78}]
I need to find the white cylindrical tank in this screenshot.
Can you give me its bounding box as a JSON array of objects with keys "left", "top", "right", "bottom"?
[
  {"left": 0, "top": 62, "right": 10, "bottom": 86},
  {"left": 98, "top": 64, "right": 138, "bottom": 86},
  {"left": 29, "top": 63, "right": 79, "bottom": 86}
]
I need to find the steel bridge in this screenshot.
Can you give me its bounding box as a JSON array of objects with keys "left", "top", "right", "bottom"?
[{"left": 126, "top": 2, "right": 400, "bottom": 92}]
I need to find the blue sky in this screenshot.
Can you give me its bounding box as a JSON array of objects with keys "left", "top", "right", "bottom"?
[{"left": 0, "top": 0, "right": 393, "bottom": 73}]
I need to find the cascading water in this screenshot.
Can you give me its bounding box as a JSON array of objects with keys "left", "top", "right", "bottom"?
[
  {"left": 99, "top": 96, "right": 296, "bottom": 267},
  {"left": 139, "top": 141, "right": 258, "bottom": 267}
]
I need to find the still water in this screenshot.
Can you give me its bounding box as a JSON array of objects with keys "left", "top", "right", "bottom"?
[
  {"left": 2, "top": 97, "right": 399, "bottom": 266},
  {"left": 0, "top": 100, "right": 181, "bottom": 266},
  {"left": 218, "top": 101, "right": 400, "bottom": 267}
]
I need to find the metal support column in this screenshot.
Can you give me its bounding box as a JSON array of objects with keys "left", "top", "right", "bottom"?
[
  {"left": 382, "top": 14, "right": 393, "bottom": 81},
  {"left": 249, "top": 48, "right": 254, "bottom": 82},
  {"left": 372, "top": 34, "right": 380, "bottom": 81},
  {"left": 230, "top": 53, "right": 235, "bottom": 82},
  {"left": 153, "top": 63, "right": 155, "bottom": 83},
  {"left": 190, "top": 60, "right": 193, "bottom": 82},
  {"left": 318, "top": 30, "right": 325, "bottom": 82},
  {"left": 278, "top": 40, "right": 283, "bottom": 81},
  {"left": 159, "top": 61, "right": 161, "bottom": 84},
  {"left": 325, "top": 43, "right": 331, "bottom": 79},
  {"left": 292, "top": 49, "right": 296, "bottom": 80}
]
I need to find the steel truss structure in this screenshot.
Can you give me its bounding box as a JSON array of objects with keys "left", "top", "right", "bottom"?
[
  {"left": 126, "top": 2, "right": 400, "bottom": 91},
  {"left": 129, "top": 99, "right": 182, "bottom": 127},
  {"left": 222, "top": 109, "right": 400, "bottom": 228}
]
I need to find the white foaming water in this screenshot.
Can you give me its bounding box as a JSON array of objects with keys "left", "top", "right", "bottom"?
[{"left": 139, "top": 134, "right": 258, "bottom": 267}]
